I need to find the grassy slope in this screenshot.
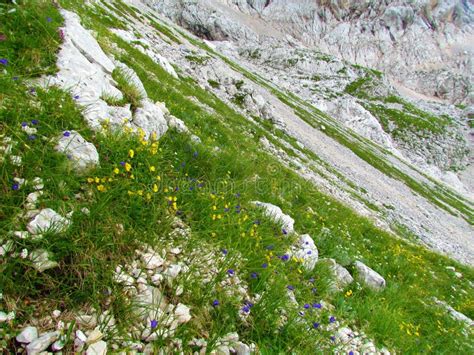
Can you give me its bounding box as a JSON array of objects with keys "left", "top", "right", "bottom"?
[{"left": 0, "top": 1, "right": 473, "bottom": 353}]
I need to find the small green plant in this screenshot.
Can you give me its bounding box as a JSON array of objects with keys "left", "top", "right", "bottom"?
[
  {"left": 101, "top": 67, "right": 144, "bottom": 111},
  {"left": 208, "top": 79, "right": 220, "bottom": 89}
]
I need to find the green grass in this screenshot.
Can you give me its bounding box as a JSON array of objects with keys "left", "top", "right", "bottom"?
[
  {"left": 1, "top": 1, "right": 474, "bottom": 353},
  {"left": 100, "top": 67, "right": 144, "bottom": 111}
]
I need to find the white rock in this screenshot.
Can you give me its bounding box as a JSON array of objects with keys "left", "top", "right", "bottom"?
[
  {"left": 166, "top": 264, "right": 182, "bottom": 279},
  {"left": 252, "top": 201, "right": 294, "bottom": 234},
  {"left": 51, "top": 338, "right": 65, "bottom": 351},
  {"left": 325, "top": 258, "right": 354, "bottom": 290},
  {"left": 52, "top": 309, "right": 61, "bottom": 318},
  {"left": 75, "top": 313, "right": 98, "bottom": 329},
  {"left": 170, "top": 247, "right": 182, "bottom": 255},
  {"left": 291, "top": 234, "right": 318, "bottom": 271},
  {"left": 133, "top": 285, "right": 167, "bottom": 321},
  {"left": 174, "top": 303, "right": 191, "bottom": 324},
  {"left": 61, "top": 10, "right": 114, "bottom": 73},
  {"left": 433, "top": 298, "right": 474, "bottom": 326},
  {"left": 76, "top": 329, "right": 88, "bottom": 343},
  {"left": 32, "top": 177, "right": 44, "bottom": 190},
  {"left": 16, "top": 326, "right": 38, "bottom": 344},
  {"left": 86, "top": 340, "right": 107, "bottom": 355},
  {"left": 354, "top": 261, "right": 386, "bottom": 290},
  {"left": 56, "top": 130, "right": 99, "bottom": 171},
  {"left": 26, "top": 191, "right": 43, "bottom": 204},
  {"left": 132, "top": 99, "right": 169, "bottom": 140},
  {"left": 26, "top": 331, "right": 59, "bottom": 354},
  {"left": 151, "top": 273, "right": 164, "bottom": 285},
  {"left": 27, "top": 208, "right": 70, "bottom": 234},
  {"left": 86, "top": 329, "right": 103, "bottom": 345},
  {"left": 168, "top": 116, "right": 190, "bottom": 134},
  {"left": 14, "top": 231, "right": 30, "bottom": 239},
  {"left": 141, "top": 251, "right": 164, "bottom": 269},
  {"left": 29, "top": 249, "right": 58, "bottom": 272},
  {"left": 234, "top": 341, "right": 251, "bottom": 355}
]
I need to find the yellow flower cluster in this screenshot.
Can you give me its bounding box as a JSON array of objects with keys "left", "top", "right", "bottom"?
[{"left": 400, "top": 321, "right": 420, "bottom": 337}]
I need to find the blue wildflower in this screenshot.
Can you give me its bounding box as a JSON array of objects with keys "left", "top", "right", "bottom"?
[
  {"left": 242, "top": 305, "right": 250, "bottom": 313},
  {"left": 31, "top": 119, "right": 39, "bottom": 125},
  {"left": 309, "top": 277, "right": 315, "bottom": 283},
  {"left": 21, "top": 122, "right": 28, "bottom": 127},
  {"left": 47, "top": 17, "right": 52, "bottom": 22},
  {"left": 329, "top": 316, "right": 336, "bottom": 323},
  {"left": 281, "top": 254, "right": 289, "bottom": 262},
  {"left": 120, "top": 161, "right": 125, "bottom": 166},
  {"left": 282, "top": 228, "right": 288, "bottom": 235},
  {"left": 313, "top": 322, "right": 320, "bottom": 329},
  {"left": 221, "top": 249, "right": 228, "bottom": 255},
  {"left": 212, "top": 299, "right": 220, "bottom": 307},
  {"left": 262, "top": 263, "right": 268, "bottom": 269},
  {"left": 313, "top": 303, "right": 322, "bottom": 309},
  {"left": 287, "top": 285, "right": 295, "bottom": 291},
  {"left": 304, "top": 304, "right": 310, "bottom": 309},
  {"left": 63, "top": 131, "right": 71, "bottom": 137},
  {"left": 12, "top": 183, "right": 19, "bottom": 191},
  {"left": 27, "top": 135, "right": 36, "bottom": 140},
  {"left": 227, "top": 269, "right": 235, "bottom": 276},
  {"left": 0, "top": 59, "right": 8, "bottom": 66},
  {"left": 150, "top": 319, "right": 158, "bottom": 328},
  {"left": 251, "top": 272, "right": 258, "bottom": 279}
]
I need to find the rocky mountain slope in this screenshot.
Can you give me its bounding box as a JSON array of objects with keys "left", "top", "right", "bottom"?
[
  {"left": 147, "top": 0, "right": 474, "bottom": 105},
  {"left": 0, "top": 0, "right": 473, "bottom": 354}
]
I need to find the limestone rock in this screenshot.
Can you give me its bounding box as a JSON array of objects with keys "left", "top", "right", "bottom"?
[
  {"left": 26, "top": 331, "right": 59, "bottom": 354},
  {"left": 16, "top": 326, "right": 38, "bottom": 344},
  {"left": 132, "top": 99, "right": 169, "bottom": 140},
  {"left": 252, "top": 201, "right": 294, "bottom": 234},
  {"left": 324, "top": 258, "right": 354, "bottom": 290},
  {"left": 27, "top": 208, "right": 70, "bottom": 235},
  {"left": 290, "top": 234, "right": 318, "bottom": 271},
  {"left": 29, "top": 249, "right": 58, "bottom": 272},
  {"left": 86, "top": 340, "right": 107, "bottom": 355},
  {"left": 174, "top": 303, "right": 191, "bottom": 324},
  {"left": 56, "top": 130, "right": 99, "bottom": 171},
  {"left": 354, "top": 261, "right": 386, "bottom": 290},
  {"left": 86, "top": 329, "right": 103, "bottom": 345}
]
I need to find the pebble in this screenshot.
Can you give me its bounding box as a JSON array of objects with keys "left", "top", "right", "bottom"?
[{"left": 16, "top": 326, "right": 38, "bottom": 344}]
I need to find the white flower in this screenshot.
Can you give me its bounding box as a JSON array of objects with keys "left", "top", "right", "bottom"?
[
  {"left": 22, "top": 126, "right": 37, "bottom": 135},
  {"left": 20, "top": 249, "right": 28, "bottom": 259},
  {"left": 57, "top": 320, "right": 65, "bottom": 330},
  {"left": 6, "top": 311, "right": 15, "bottom": 321},
  {"left": 10, "top": 155, "right": 22, "bottom": 166}
]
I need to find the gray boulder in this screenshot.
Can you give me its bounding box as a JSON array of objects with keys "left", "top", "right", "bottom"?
[{"left": 354, "top": 261, "right": 386, "bottom": 291}]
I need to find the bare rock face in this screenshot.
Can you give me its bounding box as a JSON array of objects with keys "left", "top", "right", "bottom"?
[{"left": 147, "top": 0, "right": 473, "bottom": 105}]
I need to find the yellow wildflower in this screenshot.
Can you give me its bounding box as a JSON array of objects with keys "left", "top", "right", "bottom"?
[
  {"left": 97, "top": 185, "right": 106, "bottom": 192},
  {"left": 156, "top": 175, "right": 161, "bottom": 181},
  {"left": 345, "top": 290, "right": 353, "bottom": 297},
  {"left": 125, "top": 163, "right": 132, "bottom": 172},
  {"left": 149, "top": 166, "right": 156, "bottom": 172},
  {"left": 87, "top": 177, "right": 94, "bottom": 183},
  {"left": 128, "top": 149, "right": 135, "bottom": 158},
  {"left": 153, "top": 184, "right": 159, "bottom": 193},
  {"left": 95, "top": 177, "right": 100, "bottom": 183},
  {"left": 146, "top": 193, "right": 152, "bottom": 201},
  {"left": 113, "top": 168, "right": 120, "bottom": 175},
  {"left": 137, "top": 190, "right": 143, "bottom": 196}
]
